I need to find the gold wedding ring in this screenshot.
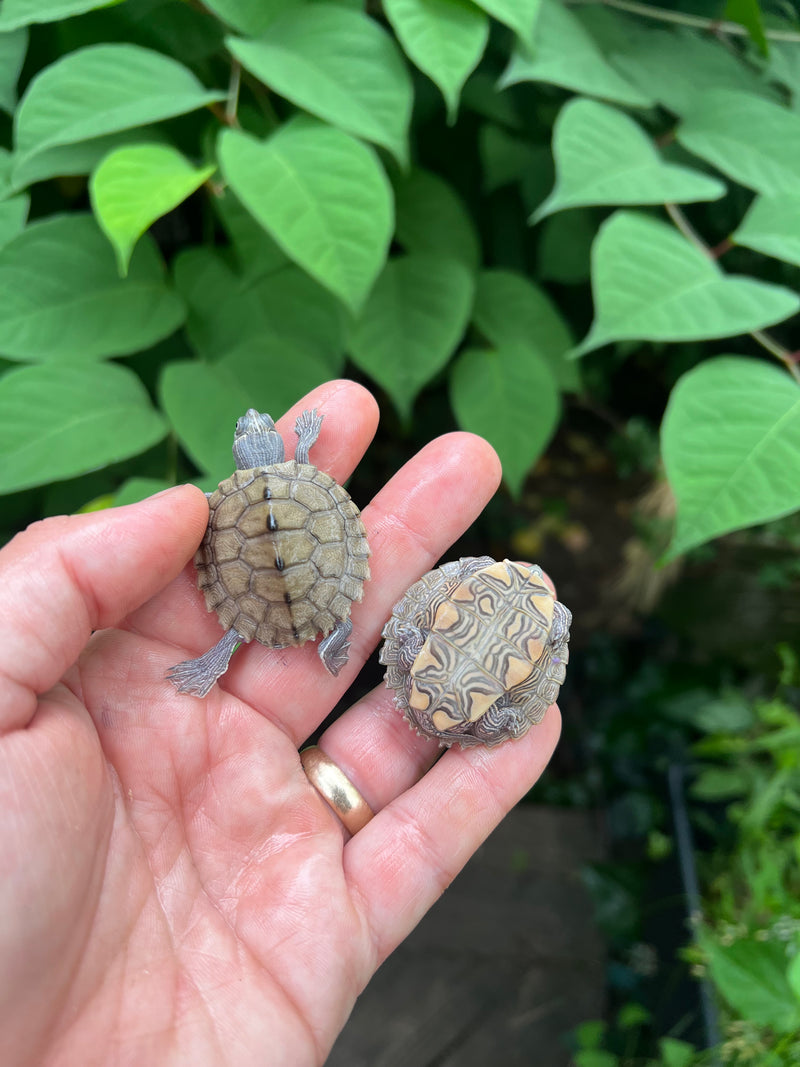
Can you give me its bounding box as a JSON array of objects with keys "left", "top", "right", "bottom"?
[{"left": 300, "top": 745, "right": 375, "bottom": 835}]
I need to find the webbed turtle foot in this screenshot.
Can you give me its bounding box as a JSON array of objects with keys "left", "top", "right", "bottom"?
[
  {"left": 166, "top": 628, "right": 243, "bottom": 696},
  {"left": 294, "top": 409, "right": 324, "bottom": 465},
  {"left": 318, "top": 618, "right": 352, "bottom": 676}
]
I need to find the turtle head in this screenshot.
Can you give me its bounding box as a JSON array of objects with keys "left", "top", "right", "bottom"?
[{"left": 233, "top": 409, "right": 285, "bottom": 469}]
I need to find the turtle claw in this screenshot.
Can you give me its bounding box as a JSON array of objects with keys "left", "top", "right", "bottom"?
[
  {"left": 166, "top": 628, "right": 243, "bottom": 697},
  {"left": 294, "top": 409, "right": 323, "bottom": 465},
  {"left": 318, "top": 618, "right": 352, "bottom": 676}
]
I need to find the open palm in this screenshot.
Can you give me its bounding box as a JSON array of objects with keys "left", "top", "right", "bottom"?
[{"left": 0, "top": 381, "right": 561, "bottom": 1067}]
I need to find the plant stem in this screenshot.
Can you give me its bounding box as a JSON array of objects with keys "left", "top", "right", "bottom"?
[
  {"left": 568, "top": 0, "right": 800, "bottom": 41},
  {"left": 664, "top": 204, "right": 800, "bottom": 386},
  {"left": 226, "top": 60, "right": 241, "bottom": 128}
]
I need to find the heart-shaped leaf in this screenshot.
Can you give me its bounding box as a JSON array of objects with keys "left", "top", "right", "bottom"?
[
  {"left": 227, "top": 4, "right": 412, "bottom": 166},
  {"left": 0, "top": 213, "right": 185, "bottom": 361},
  {"left": 0, "top": 0, "right": 118, "bottom": 30},
  {"left": 733, "top": 192, "right": 800, "bottom": 268},
  {"left": 450, "top": 345, "right": 561, "bottom": 497},
  {"left": 472, "top": 268, "right": 578, "bottom": 391},
  {"left": 13, "top": 44, "right": 223, "bottom": 180},
  {"left": 677, "top": 89, "right": 800, "bottom": 196},
  {"left": 574, "top": 211, "right": 800, "bottom": 357},
  {"left": 174, "top": 248, "right": 346, "bottom": 371},
  {"left": 90, "top": 144, "right": 215, "bottom": 275},
  {"left": 532, "top": 98, "right": 725, "bottom": 222},
  {"left": 661, "top": 356, "right": 800, "bottom": 557},
  {"left": 0, "top": 28, "right": 27, "bottom": 114},
  {"left": 218, "top": 120, "right": 393, "bottom": 313},
  {"left": 394, "top": 166, "right": 480, "bottom": 273},
  {"left": 0, "top": 361, "right": 167, "bottom": 494},
  {"left": 383, "top": 0, "right": 488, "bottom": 123},
  {"left": 499, "top": 0, "right": 651, "bottom": 108},
  {"left": 472, "top": 0, "right": 541, "bottom": 45},
  {"left": 349, "top": 253, "right": 474, "bottom": 419}
]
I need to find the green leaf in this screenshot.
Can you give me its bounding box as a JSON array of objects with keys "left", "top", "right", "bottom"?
[
  {"left": 0, "top": 29, "right": 27, "bottom": 114},
  {"left": 0, "top": 195, "right": 29, "bottom": 251},
  {"left": 573, "top": 1050, "right": 618, "bottom": 1067},
  {"left": 213, "top": 190, "right": 288, "bottom": 282},
  {"left": 349, "top": 253, "right": 474, "bottom": 419},
  {"left": 787, "top": 948, "right": 800, "bottom": 1001},
  {"left": 473, "top": 269, "right": 578, "bottom": 391},
  {"left": 450, "top": 345, "right": 561, "bottom": 497},
  {"left": 581, "top": 12, "right": 772, "bottom": 118},
  {"left": 383, "top": 0, "right": 488, "bottom": 124},
  {"left": 218, "top": 120, "right": 393, "bottom": 314},
  {"left": 226, "top": 4, "right": 412, "bottom": 166},
  {"left": 733, "top": 192, "right": 800, "bottom": 268},
  {"left": 661, "top": 356, "right": 800, "bottom": 557},
  {"left": 616, "top": 1002, "right": 650, "bottom": 1030},
  {"left": 725, "top": 0, "right": 767, "bottom": 56},
  {"left": 471, "top": 0, "right": 540, "bottom": 46},
  {"left": 498, "top": 0, "right": 651, "bottom": 108},
  {"left": 90, "top": 144, "right": 215, "bottom": 275},
  {"left": 658, "top": 1037, "right": 697, "bottom": 1067},
  {"left": 174, "top": 247, "right": 346, "bottom": 372},
  {"left": 574, "top": 212, "right": 800, "bottom": 357},
  {"left": 0, "top": 362, "right": 166, "bottom": 495},
  {"left": 13, "top": 44, "right": 224, "bottom": 180},
  {"left": 479, "top": 124, "right": 545, "bottom": 194},
  {"left": 0, "top": 214, "right": 185, "bottom": 362},
  {"left": 394, "top": 166, "right": 480, "bottom": 273},
  {"left": 202, "top": 0, "right": 295, "bottom": 34},
  {"left": 8, "top": 126, "right": 169, "bottom": 193},
  {"left": 700, "top": 934, "right": 800, "bottom": 1032},
  {"left": 0, "top": 0, "right": 121, "bottom": 30},
  {"left": 532, "top": 98, "right": 725, "bottom": 222},
  {"left": 677, "top": 89, "right": 800, "bottom": 196}
]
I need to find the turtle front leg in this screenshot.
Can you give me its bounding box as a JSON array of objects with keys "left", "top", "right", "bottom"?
[
  {"left": 318, "top": 618, "right": 352, "bottom": 676},
  {"left": 166, "top": 627, "right": 244, "bottom": 697},
  {"left": 294, "top": 408, "right": 324, "bottom": 465}
]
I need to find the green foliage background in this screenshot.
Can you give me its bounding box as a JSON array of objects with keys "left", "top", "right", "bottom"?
[{"left": 2, "top": 0, "right": 800, "bottom": 561}]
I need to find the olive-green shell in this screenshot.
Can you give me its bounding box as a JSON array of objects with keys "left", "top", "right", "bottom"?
[{"left": 196, "top": 460, "right": 369, "bottom": 647}]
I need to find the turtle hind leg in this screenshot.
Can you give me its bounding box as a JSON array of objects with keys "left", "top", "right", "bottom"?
[
  {"left": 318, "top": 618, "right": 352, "bottom": 676},
  {"left": 294, "top": 408, "right": 323, "bottom": 465},
  {"left": 166, "top": 627, "right": 244, "bottom": 697}
]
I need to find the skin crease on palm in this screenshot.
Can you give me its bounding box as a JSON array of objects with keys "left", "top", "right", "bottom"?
[{"left": 0, "top": 379, "right": 562, "bottom": 1067}]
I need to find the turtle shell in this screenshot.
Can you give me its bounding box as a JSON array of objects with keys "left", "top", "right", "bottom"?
[
  {"left": 196, "top": 460, "right": 370, "bottom": 647},
  {"left": 380, "top": 557, "right": 570, "bottom": 747}
]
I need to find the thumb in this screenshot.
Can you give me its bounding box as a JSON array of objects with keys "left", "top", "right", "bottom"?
[{"left": 0, "top": 485, "right": 208, "bottom": 733}]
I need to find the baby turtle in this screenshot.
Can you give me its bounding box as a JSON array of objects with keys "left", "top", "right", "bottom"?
[
  {"left": 167, "top": 407, "right": 370, "bottom": 696},
  {"left": 380, "top": 556, "right": 570, "bottom": 747}
]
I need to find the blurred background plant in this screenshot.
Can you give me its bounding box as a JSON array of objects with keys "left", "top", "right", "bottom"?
[{"left": 1, "top": 0, "right": 799, "bottom": 1062}]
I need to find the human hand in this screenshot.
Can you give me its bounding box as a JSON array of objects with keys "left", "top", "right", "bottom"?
[{"left": 0, "top": 380, "right": 561, "bottom": 1067}]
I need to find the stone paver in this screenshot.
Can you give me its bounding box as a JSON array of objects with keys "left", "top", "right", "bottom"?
[{"left": 327, "top": 806, "right": 606, "bottom": 1067}]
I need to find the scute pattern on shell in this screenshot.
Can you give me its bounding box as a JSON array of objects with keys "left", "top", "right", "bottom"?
[
  {"left": 380, "top": 556, "right": 571, "bottom": 748},
  {"left": 196, "top": 459, "right": 370, "bottom": 647}
]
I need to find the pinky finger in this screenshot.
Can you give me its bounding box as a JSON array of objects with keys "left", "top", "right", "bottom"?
[{"left": 343, "top": 704, "right": 562, "bottom": 966}]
